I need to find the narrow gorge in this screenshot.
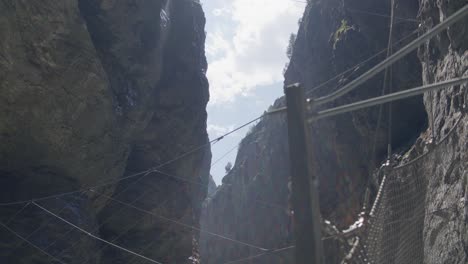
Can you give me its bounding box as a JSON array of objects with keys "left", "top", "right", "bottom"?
[
  {"left": 0, "top": 0, "right": 466, "bottom": 263},
  {"left": 200, "top": 0, "right": 467, "bottom": 263}
]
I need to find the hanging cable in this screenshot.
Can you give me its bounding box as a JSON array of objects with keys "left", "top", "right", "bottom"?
[
  {"left": 59, "top": 147, "right": 286, "bottom": 262},
  {"left": 0, "top": 115, "right": 263, "bottom": 207},
  {"left": 423, "top": 21, "right": 436, "bottom": 143},
  {"left": 51, "top": 186, "right": 154, "bottom": 262},
  {"left": 88, "top": 189, "right": 270, "bottom": 252},
  {"left": 307, "top": 78, "right": 468, "bottom": 121},
  {"left": 84, "top": 116, "right": 261, "bottom": 224},
  {"left": 387, "top": 0, "right": 395, "bottom": 159},
  {"left": 222, "top": 245, "right": 295, "bottom": 264},
  {"left": 153, "top": 168, "right": 288, "bottom": 211},
  {"left": 4, "top": 202, "right": 31, "bottom": 225},
  {"left": 81, "top": 216, "right": 145, "bottom": 264},
  {"left": 211, "top": 116, "right": 263, "bottom": 143},
  {"left": 363, "top": 0, "right": 396, "bottom": 213},
  {"left": 0, "top": 221, "right": 67, "bottom": 264},
  {"left": 126, "top": 235, "right": 165, "bottom": 264},
  {"left": 310, "top": 4, "right": 468, "bottom": 106},
  {"left": 80, "top": 179, "right": 179, "bottom": 264},
  {"left": 346, "top": 7, "right": 420, "bottom": 23},
  {"left": 9, "top": 202, "right": 69, "bottom": 254},
  {"left": 268, "top": 28, "right": 421, "bottom": 116},
  {"left": 393, "top": 113, "right": 464, "bottom": 169},
  {"left": 211, "top": 144, "right": 239, "bottom": 168},
  {"left": 270, "top": 4, "right": 467, "bottom": 115},
  {"left": 0, "top": 110, "right": 263, "bottom": 262},
  {"left": 32, "top": 201, "right": 164, "bottom": 264},
  {"left": 292, "top": 0, "right": 420, "bottom": 23},
  {"left": 304, "top": 28, "right": 420, "bottom": 96}
]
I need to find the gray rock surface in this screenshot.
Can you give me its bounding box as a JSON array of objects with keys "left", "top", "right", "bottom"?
[
  {"left": 0, "top": 1, "right": 210, "bottom": 263},
  {"left": 418, "top": 0, "right": 467, "bottom": 263}
]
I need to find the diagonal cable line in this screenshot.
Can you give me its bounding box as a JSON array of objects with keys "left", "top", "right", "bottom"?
[
  {"left": 289, "top": 0, "right": 310, "bottom": 4},
  {"left": 51, "top": 172, "right": 181, "bottom": 262},
  {"left": 22, "top": 121, "right": 270, "bottom": 262},
  {"left": 386, "top": 0, "right": 395, "bottom": 159},
  {"left": 89, "top": 189, "right": 270, "bottom": 252},
  {"left": 81, "top": 216, "right": 144, "bottom": 264},
  {"left": 9, "top": 202, "right": 69, "bottom": 255},
  {"left": 0, "top": 116, "right": 263, "bottom": 207},
  {"left": 109, "top": 184, "right": 191, "bottom": 264},
  {"left": 311, "top": 4, "right": 468, "bottom": 105},
  {"left": 291, "top": 0, "right": 420, "bottom": 23},
  {"left": 34, "top": 193, "right": 91, "bottom": 254},
  {"left": 0, "top": 165, "right": 167, "bottom": 207},
  {"left": 394, "top": 113, "right": 464, "bottom": 169},
  {"left": 77, "top": 130, "right": 260, "bottom": 261},
  {"left": 211, "top": 144, "right": 239, "bottom": 168},
  {"left": 0, "top": 221, "right": 67, "bottom": 264},
  {"left": 304, "top": 28, "right": 419, "bottom": 96},
  {"left": 211, "top": 116, "right": 263, "bottom": 143},
  {"left": 154, "top": 169, "right": 288, "bottom": 211},
  {"left": 308, "top": 77, "right": 468, "bottom": 121},
  {"left": 33, "top": 201, "right": 164, "bottom": 264},
  {"left": 41, "top": 226, "right": 75, "bottom": 256},
  {"left": 124, "top": 181, "right": 211, "bottom": 264},
  {"left": 4, "top": 2, "right": 463, "bottom": 264},
  {"left": 70, "top": 170, "right": 174, "bottom": 258},
  {"left": 108, "top": 145, "right": 214, "bottom": 209},
  {"left": 3, "top": 202, "right": 31, "bottom": 225},
  {"left": 126, "top": 234, "right": 166, "bottom": 264},
  {"left": 346, "top": 7, "right": 420, "bottom": 22},
  {"left": 328, "top": 114, "right": 466, "bottom": 262},
  {"left": 363, "top": 0, "right": 396, "bottom": 214},
  {"left": 51, "top": 187, "right": 154, "bottom": 262},
  {"left": 78, "top": 137, "right": 223, "bottom": 240},
  {"left": 81, "top": 183, "right": 174, "bottom": 264},
  {"left": 223, "top": 245, "right": 295, "bottom": 264}
]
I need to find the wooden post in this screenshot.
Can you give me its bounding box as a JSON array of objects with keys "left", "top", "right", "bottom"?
[{"left": 285, "top": 83, "right": 324, "bottom": 264}]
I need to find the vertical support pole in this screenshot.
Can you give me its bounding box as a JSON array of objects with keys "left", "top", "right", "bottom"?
[{"left": 284, "top": 83, "right": 324, "bottom": 264}]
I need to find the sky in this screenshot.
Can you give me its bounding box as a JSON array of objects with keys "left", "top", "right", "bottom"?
[{"left": 202, "top": 0, "right": 305, "bottom": 184}]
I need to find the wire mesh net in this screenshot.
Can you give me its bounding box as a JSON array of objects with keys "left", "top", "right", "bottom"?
[
  {"left": 350, "top": 162, "right": 426, "bottom": 264},
  {"left": 340, "top": 115, "right": 463, "bottom": 264}
]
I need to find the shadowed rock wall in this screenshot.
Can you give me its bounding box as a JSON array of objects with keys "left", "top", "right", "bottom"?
[{"left": 0, "top": 0, "right": 210, "bottom": 263}]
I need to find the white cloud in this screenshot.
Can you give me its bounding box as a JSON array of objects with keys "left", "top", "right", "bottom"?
[
  {"left": 205, "top": 31, "right": 231, "bottom": 58},
  {"left": 212, "top": 7, "right": 231, "bottom": 17},
  {"left": 206, "top": 0, "right": 303, "bottom": 105}
]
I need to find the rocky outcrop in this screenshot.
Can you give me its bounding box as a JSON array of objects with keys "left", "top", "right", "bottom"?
[
  {"left": 200, "top": 116, "right": 293, "bottom": 263},
  {"left": 201, "top": 0, "right": 466, "bottom": 263},
  {"left": 0, "top": 1, "right": 210, "bottom": 263}
]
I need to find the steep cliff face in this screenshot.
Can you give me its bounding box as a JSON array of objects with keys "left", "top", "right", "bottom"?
[
  {"left": 418, "top": 0, "right": 467, "bottom": 262},
  {"left": 201, "top": 116, "right": 292, "bottom": 263},
  {"left": 0, "top": 1, "right": 210, "bottom": 263},
  {"left": 200, "top": 0, "right": 466, "bottom": 263}
]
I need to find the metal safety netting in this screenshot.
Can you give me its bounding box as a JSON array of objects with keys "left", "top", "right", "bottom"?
[{"left": 339, "top": 115, "right": 464, "bottom": 264}]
